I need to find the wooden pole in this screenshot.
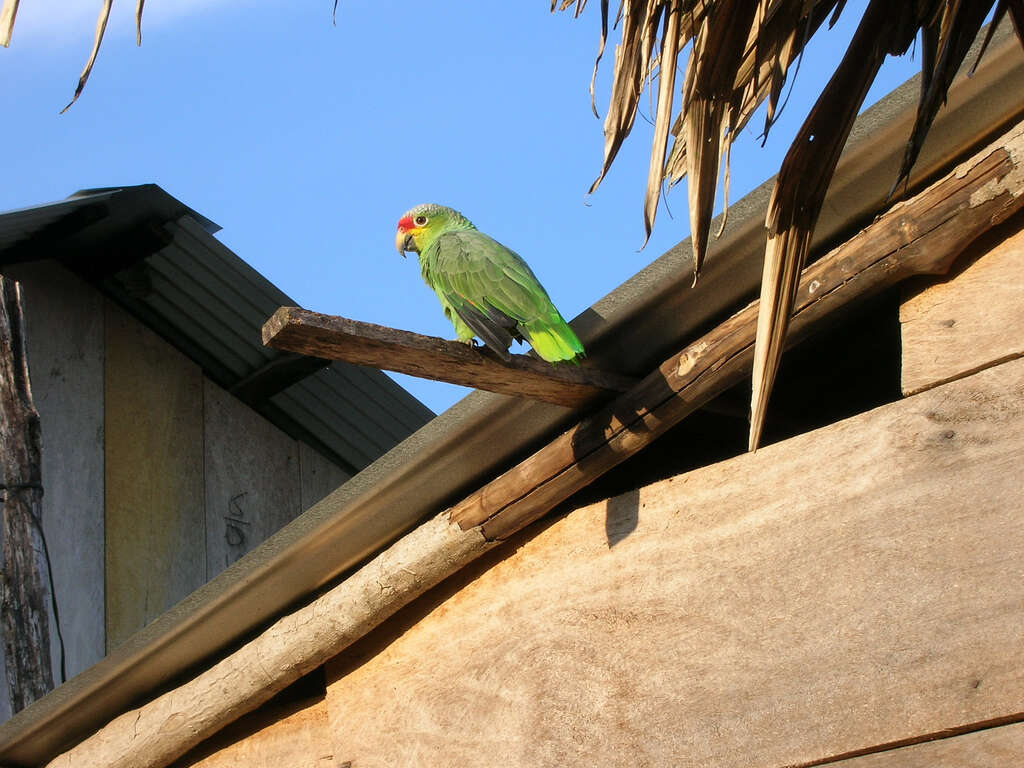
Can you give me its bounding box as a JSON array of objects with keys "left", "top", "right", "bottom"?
[
  {"left": 0, "top": 277, "right": 54, "bottom": 713},
  {"left": 44, "top": 120, "right": 1024, "bottom": 768},
  {"left": 262, "top": 309, "right": 637, "bottom": 408}
]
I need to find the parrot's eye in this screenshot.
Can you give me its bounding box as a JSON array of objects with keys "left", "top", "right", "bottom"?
[{"left": 414, "top": 215, "right": 428, "bottom": 227}]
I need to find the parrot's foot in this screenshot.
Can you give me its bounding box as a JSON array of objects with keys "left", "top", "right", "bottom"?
[{"left": 454, "top": 337, "right": 478, "bottom": 348}]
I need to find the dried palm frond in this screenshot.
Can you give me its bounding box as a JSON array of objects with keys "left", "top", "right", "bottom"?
[
  {"left": 1, "top": 0, "right": 149, "bottom": 109},
  {"left": 560, "top": 0, "right": 1024, "bottom": 450},
  {"left": 0, "top": 0, "right": 21, "bottom": 47},
  {"left": 61, "top": 0, "right": 115, "bottom": 114}
]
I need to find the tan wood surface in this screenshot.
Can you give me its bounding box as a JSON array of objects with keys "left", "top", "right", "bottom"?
[
  {"left": 104, "top": 301, "right": 205, "bottom": 650},
  {"left": 901, "top": 222, "right": 1024, "bottom": 395},
  {"left": 324, "top": 358, "right": 1024, "bottom": 768},
  {"left": 203, "top": 380, "right": 301, "bottom": 577},
  {"left": 262, "top": 307, "right": 637, "bottom": 408},
  {"left": 174, "top": 691, "right": 333, "bottom": 768},
  {"left": 830, "top": 721, "right": 1024, "bottom": 767}
]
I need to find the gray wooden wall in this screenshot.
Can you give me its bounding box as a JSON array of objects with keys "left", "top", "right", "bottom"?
[{"left": 1, "top": 260, "right": 349, "bottom": 718}]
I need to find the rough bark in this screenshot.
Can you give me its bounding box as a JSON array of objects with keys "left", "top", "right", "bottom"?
[{"left": 0, "top": 277, "right": 54, "bottom": 713}]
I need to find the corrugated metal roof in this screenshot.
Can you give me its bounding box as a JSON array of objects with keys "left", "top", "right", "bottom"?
[
  {"left": 1, "top": 20, "right": 1022, "bottom": 768},
  {"left": 0, "top": 184, "right": 433, "bottom": 474}
]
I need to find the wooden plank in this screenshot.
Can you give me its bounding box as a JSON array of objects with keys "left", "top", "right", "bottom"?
[
  {"left": 262, "top": 308, "right": 637, "bottom": 409},
  {"left": 323, "top": 358, "right": 1024, "bottom": 768},
  {"left": 105, "top": 301, "right": 205, "bottom": 650},
  {"left": 901, "top": 222, "right": 1024, "bottom": 396},
  {"left": 298, "top": 442, "right": 349, "bottom": 512},
  {"left": 828, "top": 721, "right": 1024, "bottom": 767},
  {"left": 0, "top": 278, "right": 54, "bottom": 715},
  {"left": 203, "top": 380, "right": 301, "bottom": 577},
  {"left": 173, "top": 691, "right": 333, "bottom": 768},
  {"left": 449, "top": 119, "right": 1024, "bottom": 537},
  {"left": 4, "top": 261, "right": 105, "bottom": 685}
]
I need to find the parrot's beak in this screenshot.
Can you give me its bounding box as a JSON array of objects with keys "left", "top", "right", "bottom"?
[{"left": 395, "top": 229, "right": 418, "bottom": 257}]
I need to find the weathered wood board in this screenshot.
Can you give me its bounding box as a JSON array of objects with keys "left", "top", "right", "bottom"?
[
  {"left": 173, "top": 692, "right": 333, "bottom": 768},
  {"left": 2, "top": 262, "right": 105, "bottom": 687},
  {"left": 263, "top": 307, "right": 635, "bottom": 408},
  {"left": 203, "top": 380, "right": 301, "bottom": 577},
  {"left": 325, "top": 358, "right": 1024, "bottom": 768},
  {"left": 833, "top": 721, "right": 1024, "bottom": 767},
  {"left": 901, "top": 222, "right": 1024, "bottom": 395},
  {"left": 105, "top": 301, "right": 205, "bottom": 650},
  {"left": 299, "top": 442, "right": 349, "bottom": 513}
]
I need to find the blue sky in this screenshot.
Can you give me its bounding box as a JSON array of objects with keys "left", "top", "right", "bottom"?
[{"left": 1, "top": 2, "right": 924, "bottom": 414}]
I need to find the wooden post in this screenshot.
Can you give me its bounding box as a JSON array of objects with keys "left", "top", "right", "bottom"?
[{"left": 0, "top": 277, "right": 54, "bottom": 713}]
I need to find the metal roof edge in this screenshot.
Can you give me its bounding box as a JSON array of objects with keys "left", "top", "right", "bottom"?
[
  {"left": 2, "top": 19, "right": 1021, "bottom": 767},
  {"left": 73, "top": 184, "right": 222, "bottom": 234}
]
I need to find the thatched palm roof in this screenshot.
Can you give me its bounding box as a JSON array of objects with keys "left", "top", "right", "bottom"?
[
  {"left": 557, "top": 0, "right": 1023, "bottom": 447},
  {"left": 4, "top": 0, "right": 1022, "bottom": 447}
]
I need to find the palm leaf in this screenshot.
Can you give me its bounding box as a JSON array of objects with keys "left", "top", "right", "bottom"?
[
  {"left": 0, "top": 0, "right": 20, "bottom": 47},
  {"left": 560, "top": 0, "right": 1024, "bottom": 449}
]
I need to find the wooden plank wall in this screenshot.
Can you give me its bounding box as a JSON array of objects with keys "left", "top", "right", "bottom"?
[
  {"left": 104, "top": 301, "right": 207, "bottom": 651},
  {"left": 176, "top": 355, "right": 1024, "bottom": 768},
  {"left": 0, "top": 262, "right": 351, "bottom": 723},
  {"left": 106, "top": 307, "right": 350, "bottom": 649},
  {"left": 901, "top": 223, "right": 1024, "bottom": 395},
  {"left": 299, "top": 442, "right": 349, "bottom": 513},
  {"left": 203, "top": 383, "right": 349, "bottom": 574},
  {"left": 1, "top": 262, "right": 105, "bottom": 704},
  {"left": 203, "top": 381, "right": 301, "bottom": 574},
  {"left": 167, "top": 218, "right": 1024, "bottom": 767},
  {"left": 316, "top": 358, "right": 1024, "bottom": 768}
]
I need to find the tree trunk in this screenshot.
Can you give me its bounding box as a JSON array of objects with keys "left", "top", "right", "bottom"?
[{"left": 0, "top": 276, "right": 54, "bottom": 714}]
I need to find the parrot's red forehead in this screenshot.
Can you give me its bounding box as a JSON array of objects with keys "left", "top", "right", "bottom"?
[{"left": 397, "top": 215, "right": 415, "bottom": 231}]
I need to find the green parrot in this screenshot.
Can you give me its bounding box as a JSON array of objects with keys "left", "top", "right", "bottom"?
[{"left": 395, "top": 204, "right": 585, "bottom": 363}]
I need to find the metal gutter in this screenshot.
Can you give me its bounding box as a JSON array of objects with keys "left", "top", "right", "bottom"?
[{"left": 2, "top": 20, "right": 1021, "bottom": 767}]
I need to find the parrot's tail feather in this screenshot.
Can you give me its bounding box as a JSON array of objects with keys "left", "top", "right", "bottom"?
[{"left": 524, "top": 319, "right": 585, "bottom": 364}]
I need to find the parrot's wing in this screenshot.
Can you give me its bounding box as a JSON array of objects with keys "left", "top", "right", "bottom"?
[
  {"left": 444, "top": 299, "right": 516, "bottom": 361},
  {"left": 431, "top": 230, "right": 553, "bottom": 360}
]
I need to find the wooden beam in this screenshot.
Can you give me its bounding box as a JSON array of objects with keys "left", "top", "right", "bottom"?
[
  {"left": 262, "top": 308, "right": 637, "bottom": 409},
  {"left": 228, "top": 352, "right": 331, "bottom": 404},
  {"left": 451, "top": 119, "right": 1024, "bottom": 537}
]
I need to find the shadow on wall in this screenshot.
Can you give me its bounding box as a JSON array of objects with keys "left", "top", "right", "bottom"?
[{"left": 605, "top": 488, "right": 639, "bottom": 548}]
